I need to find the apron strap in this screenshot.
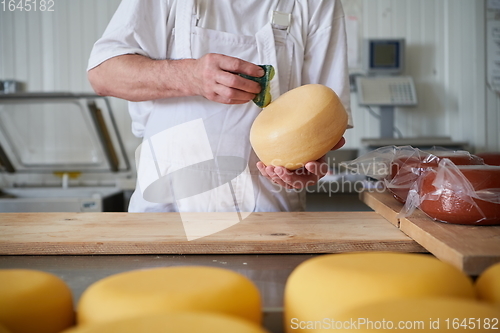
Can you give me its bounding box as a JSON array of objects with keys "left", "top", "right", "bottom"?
[
  {"left": 256, "top": 0, "right": 296, "bottom": 101},
  {"left": 272, "top": 0, "right": 295, "bottom": 31},
  {"left": 175, "top": 0, "right": 195, "bottom": 59},
  {"left": 276, "top": 0, "right": 296, "bottom": 14},
  {"left": 256, "top": 23, "right": 281, "bottom": 101}
]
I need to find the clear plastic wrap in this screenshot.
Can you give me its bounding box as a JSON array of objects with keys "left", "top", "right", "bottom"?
[
  {"left": 402, "top": 160, "right": 500, "bottom": 225},
  {"left": 346, "top": 146, "right": 500, "bottom": 225},
  {"left": 345, "top": 146, "right": 483, "bottom": 203}
]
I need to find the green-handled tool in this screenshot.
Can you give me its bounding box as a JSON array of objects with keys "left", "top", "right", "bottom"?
[{"left": 239, "top": 65, "right": 275, "bottom": 108}]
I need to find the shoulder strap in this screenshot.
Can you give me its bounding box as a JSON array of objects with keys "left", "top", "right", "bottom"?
[
  {"left": 276, "top": 0, "right": 295, "bottom": 14},
  {"left": 272, "top": 0, "right": 295, "bottom": 31},
  {"left": 174, "top": 0, "right": 195, "bottom": 59}
]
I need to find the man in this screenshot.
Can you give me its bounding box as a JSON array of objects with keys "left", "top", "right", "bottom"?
[{"left": 88, "top": 0, "right": 352, "bottom": 213}]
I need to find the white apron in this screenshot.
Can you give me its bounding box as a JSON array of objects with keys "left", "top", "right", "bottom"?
[{"left": 129, "top": 0, "right": 306, "bottom": 222}]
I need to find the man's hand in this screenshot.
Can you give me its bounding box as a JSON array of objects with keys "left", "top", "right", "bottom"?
[
  {"left": 256, "top": 137, "right": 346, "bottom": 189},
  {"left": 190, "top": 54, "right": 264, "bottom": 104}
]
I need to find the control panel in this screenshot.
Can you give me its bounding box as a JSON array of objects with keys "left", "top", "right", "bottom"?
[{"left": 356, "top": 76, "right": 417, "bottom": 106}]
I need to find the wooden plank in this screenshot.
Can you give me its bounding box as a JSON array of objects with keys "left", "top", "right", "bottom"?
[
  {"left": 360, "top": 191, "right": 500, "bottom": 275},
  {"left": 400, "top": 211, "right": 500, "bottom": 276},
  {"left": 0, "top": 212, "right": 425, "bottom": 255}
]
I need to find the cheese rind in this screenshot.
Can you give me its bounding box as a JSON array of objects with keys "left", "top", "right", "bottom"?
[
  {"left": 476, "top": 262, "right": 500, "bottom": 304},
  {"left": 250, "top": 84, "right": 348, "bottom": 170},
  {"left": 77, "top": 266, "right": 261, "bottom": 325},
  {"left": 284, "top": 252, "right": 475, "bottom": 333},
  {"left": 63, "top": 312, "right": 269, "bottom": 333},
  {"left": 0, "top": 269, "right": 74, "bottom": 333}
]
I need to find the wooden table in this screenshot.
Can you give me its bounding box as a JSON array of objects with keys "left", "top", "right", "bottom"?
[
  {"left": 0, "top": 211, "right": 424, "bottom": 255},
  {"left": 360, "top": 190, "right": 500, "bottom": 276}
]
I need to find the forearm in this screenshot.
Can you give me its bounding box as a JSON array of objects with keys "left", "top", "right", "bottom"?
[
  {"left": 88, "top": 53, "right": 265, "bottom": 104},
  {"left": 88, "top": 54, "right": 196, "bottom": 102}
]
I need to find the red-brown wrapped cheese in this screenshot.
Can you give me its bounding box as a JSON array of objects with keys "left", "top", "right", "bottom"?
[
  {"left": 388, "top": 151, "right": 483, "bottom": 203},
  {"left": 418, "top": 164, "right": 500, "bottom": 225},
  {"left": 476, "top": 152, "right": 500, "bottom": 166}
]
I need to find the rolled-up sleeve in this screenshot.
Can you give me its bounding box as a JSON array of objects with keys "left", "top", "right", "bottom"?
[{"left": 87, "top": 0, "right": 169, "bottom": 71}]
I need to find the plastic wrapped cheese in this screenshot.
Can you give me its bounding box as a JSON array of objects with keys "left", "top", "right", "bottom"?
[
  {"left": 344, "top": 145, "right": 483, "bottom": 203},
  {"left": 63, "top": 313, "right": 269, "bottom": 333},
  {"left": 345, "top": 146, "right": 499, "bottom": 224},
  {"left": 284, "top": 252, "right": 475, "bottom": 333},
  {"left": 476, "top": 262, "right": 500, "bottom": 305},
  {"left": 0, "top": 269, "right": 74, "bottom": 333},
  {"left": 389, "top": 150, "right": 483, "bottom": 203},
  {"left": 405, "top": 162, "right": 500, "bottom": 225},
  {"left": 314, "top": 297, "right": 500, "bottom": 332},
  {"left": 476, "top": 152, "right": 500, "bottom": 166},
  {"left": 77, "top": 266, "right": 261, "bottom": 325}
]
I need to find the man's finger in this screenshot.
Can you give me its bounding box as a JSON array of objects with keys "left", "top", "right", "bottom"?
[
  {"left": 275, "top": 167, "right": 316, "bottom": 189},
  {"left": 276, "top": 169, "right": 300, "bottom": 188},
  {"left": 331, "top": 137, "right": 346, "bottom": 150},
  {"left": 212, "top": 84, "right": 256, "bottom": 104},
  {"left": 256, "top": 162, "right": 270, "bottom": 178},
  {"left": 219, "top": 55, "right": 264, "bottom": 77},
  {"left": 215, "top": 71, "right": 261, "bottom": 94},
  {"left": 305, "top": 161, "right": 329, "bottom": 177},
  {"left": 266, "top": 165, "right": 288, "bottom": 187}
]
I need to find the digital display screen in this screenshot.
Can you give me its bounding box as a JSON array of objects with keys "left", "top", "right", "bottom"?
[{"left": 370, "top": 41, "right": 400, "bottom": 69}]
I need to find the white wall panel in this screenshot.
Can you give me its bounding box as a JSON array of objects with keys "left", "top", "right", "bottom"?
[
  {"left": 485, "top": 2, "right": 500, "bottom": 152},
  {"left": 0, "top": 0, "right": 498, "bottom": 165},
  {"left": 341, "top": 0, "right": 497, "bottom": 152},
  {"left": 486, "top": 89, "right": 500, "bottom": 151}
]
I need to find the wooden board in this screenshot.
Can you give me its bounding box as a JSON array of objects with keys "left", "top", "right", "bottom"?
[
  {"left": 360, "top": 191, "right": 500, "bottom": 275},
  {"left": 0, "top": 211, "right": 425, "bottom": 255}
]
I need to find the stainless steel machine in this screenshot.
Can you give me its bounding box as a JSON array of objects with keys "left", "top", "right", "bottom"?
[{"left": 0, "top": 93, "right": 131, "bottom": 212}]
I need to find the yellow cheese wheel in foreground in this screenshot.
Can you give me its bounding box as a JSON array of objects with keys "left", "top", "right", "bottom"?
[
  {"left": 0, "top": 269, "right": 74, "bottom": 333},
  {"left": 284, "top": 252, "right": 475, "bottom": 333},
  {"left": 77, "top": 266, "right": 261, "bottom": 325},
  {"left": 476, "top": 262, "right": 500, "bottom": 305},
  {"left": 313, "top": 298, "right": 500, "bottom": 332},
  {"left": 64, "top": 312, "right": 269, "bottom": 333},
  {"left": 250, "top": 84, "right": 348, "bottom": 170},
  {"left": 0, "top": 323, "right": 12, "bottom": 333}
]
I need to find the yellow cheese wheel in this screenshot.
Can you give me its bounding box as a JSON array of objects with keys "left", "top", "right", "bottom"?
[
  {"left": 284, "top": 252, "right": 475, "bottom": 333},
  {"left": 311, "top": 298, "right": 500, "bottom": 332},
  {"left": 77, "top": 266, "right": 261, "bottom": 325},
  {"left": 250, "top": 84, "right": 348, "bottom": 170},
  {"left": 64, "top": 312, "right": 269, "bottom": 333},
  {"left": 0, "top": 269, "right": 74, "bottom": 333},
  {"left": 0, "top": 323, "right": 12, "bottom": 333},
  {"left": 476, "top": 262, "right": 500, "bottom": 305}
]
